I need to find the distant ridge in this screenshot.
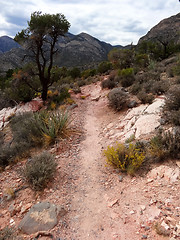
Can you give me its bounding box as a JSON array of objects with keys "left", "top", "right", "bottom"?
[
  {"left": 0, "top": 32, "right": 123, "bottom": 74},
  {"left": 0, "top": 36, "right": 20, "bottom": 53}
]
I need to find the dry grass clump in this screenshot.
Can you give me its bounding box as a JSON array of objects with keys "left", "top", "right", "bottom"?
[
  {"left": 163, "top": 85, "right": 180, "bottom": 125},
  {"left": 148, "top": 128, "right": 180, "bottom": 161}
]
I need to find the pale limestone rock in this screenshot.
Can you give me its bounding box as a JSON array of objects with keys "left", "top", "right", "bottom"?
[
  {"left": 144, "top": 98, "right": 165, "bottom": 114},
  {"left": 124, "top": 104, "right": 148, "bottom": 121},
  {"left": 134, "top": 114, "right": 160, "bottom": 138}
]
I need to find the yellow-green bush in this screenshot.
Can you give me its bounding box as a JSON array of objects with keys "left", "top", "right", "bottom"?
[{"left": 104, "top": 143, "right": 145, "bottom": 175}]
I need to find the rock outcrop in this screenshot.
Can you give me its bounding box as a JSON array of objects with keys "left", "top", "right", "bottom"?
[{"left": 138, "top": 13, "right": 180, "bottom": 45}]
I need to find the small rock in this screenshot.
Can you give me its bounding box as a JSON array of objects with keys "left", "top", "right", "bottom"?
[
  {"left": 20, "top": 203, "right": 32, "bottom": 214},
  {"left": 147, "top": 179, "right": 153, "bottom": 183},
  {"left": 128, "top": 100, "right": 137, "bottom": 108},
  {"left": 10, "top": 218, "right": 15, "bottom": 226},
  {"left": 161, "top": 220, "right": 170, "bottom": 230},
  {"left": 108, "top": 199, "right": 119, "bottom": 207},
  {"left": 140, "top": 205, "right": 146, "bottom": 211},
  {"left": 142, "top": 235, "right": 148, "bottom": 239},
  {"left": 9, "top": 203, "right": 17, "bottom": 217},
  {"left": 176, "top": 160, "right": 180, "bottom": 168},
  {"left": 129, "top": 210, "right": 135, "bottom": 215},
  {"left": 145, "top": 226, "right": 150, "bottom": 231},
  {"left": 118, "top": 175, "right": 123, "bottom": 182}
]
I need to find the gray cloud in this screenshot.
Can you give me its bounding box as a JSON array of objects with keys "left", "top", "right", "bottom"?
[{"left": 0, "top": 0, "right": 179, "bottom": 45}]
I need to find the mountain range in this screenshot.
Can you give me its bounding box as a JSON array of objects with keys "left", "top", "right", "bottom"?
[
  {"left": 0, "top": 32, "right": 122, "bottom": 74},
  {"left": 0, "top": 12, "right": 179, "bottom": 74}
]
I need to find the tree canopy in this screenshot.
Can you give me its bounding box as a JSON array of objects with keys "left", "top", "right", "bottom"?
[{"left": 15, "top": 12, "right": 70, "bottom": 101}]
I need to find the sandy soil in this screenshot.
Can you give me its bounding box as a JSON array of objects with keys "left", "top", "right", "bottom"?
[{"left": 0, "top": 81, "right": 179, "bottom": 240}]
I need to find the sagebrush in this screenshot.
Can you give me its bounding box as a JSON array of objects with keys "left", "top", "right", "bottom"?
[{"left": 23, "top": 151, "right": 57, "bottom": 191}]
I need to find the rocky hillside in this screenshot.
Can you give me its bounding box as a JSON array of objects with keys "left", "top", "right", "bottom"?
[
  {"left": 138, "top": 12, "right": 180, "bottom": 44},
  {"left": 0, "top": 36, "right": 20, "bottom": 53},
  {"left": 54, "top": 32, "right": 116, "bottom": 68},
  {"left": 0, "top": 32, "right": 121, "bottom": 74}
]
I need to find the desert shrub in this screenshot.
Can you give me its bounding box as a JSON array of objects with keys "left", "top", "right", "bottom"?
[
  {"left": 23, "top": 151, "right": 57, "bottom": 191},
  {"left": 137, "top": 90, "right": 154, "bottom": 104},
  {"left": 97, "top": 61, "right": 112, "bottom": 74},
  {"left": 81, "top": 69, "right": 96, "bottom": 78},
  {"left": 108, "top": 88, "right": 129, "bottom": 111},
  {"left": 108, "top": 48, "right": 134, "bottom": 69},
  {"left": 165, "top": 85, "right": 180, "bottom": 111},
  {"left": 0, "top": 226, "right": 20, "bottom": 240},
  {"left": 163, "top": 85, "right": 180, "bottom": 125},
  {"left": 34, "top": 110, "right": 70, "bottom": 145},
  {"left": 101, "top": 78, "right": 116, "bottom": 89},
  {"left": 118, "top": 68, "right": 135, "bottom": 87},
  {"left": 0, "top": 112, "right": 42, "bottom": 168},
  {"left": 0, "top": 90, "right": 16, "bottom": 110},
  {"left": 130, "top": 81, "right": 142, "bottom": 95},
  {"left": 77, "top": 79, "right": 86, "bottom": 87},
  {"left": 10, "top": 112, "right": 42, "bottom": 147},
  {"left": 0, "top": 145, "right": 17, "bottom": 167},
  {"left": 68, "top": 67, "right": 81, "bottom": 79},
  {"left": 135, "top": 53, "right": 149, "bottom": 68},
  {"left": 104, "top": 142, "right": 145, "bottom": 175},
  {"left": 148, "top": 128, "right": 180, "bottom": 161},
  {"left": 72, "top": 85, "right": 81, "bottom": 94},
  {"left": 150, "top": 80, "right": 169, "bottom": 95},
  {"left": 172, "top": 57, "right": 180, "bottom": 76}
]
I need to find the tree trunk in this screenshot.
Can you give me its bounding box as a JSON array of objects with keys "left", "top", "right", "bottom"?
[{"left": 42, "top": 83, "right": 48, "bottom": 101}]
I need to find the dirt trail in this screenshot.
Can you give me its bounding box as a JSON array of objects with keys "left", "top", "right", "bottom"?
[
  {"left": 0, "top": 82, "right": 179, "bottom": 240},
  {"left": 64, "top": 83, "right": 133, "bottom": 239}
]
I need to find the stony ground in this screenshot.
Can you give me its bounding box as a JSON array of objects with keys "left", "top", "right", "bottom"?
[{"left": 0, "top": 81, "right": 180, "bottom": 240}]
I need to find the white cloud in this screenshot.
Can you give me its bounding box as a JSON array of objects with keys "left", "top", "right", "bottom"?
[{"left": 0, "top": 0, "right": 179, "bottom": 45}]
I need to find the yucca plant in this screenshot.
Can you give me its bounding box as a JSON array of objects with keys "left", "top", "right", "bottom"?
[{"left": 34, "top": 110, "right": 70, "bottom": 145}]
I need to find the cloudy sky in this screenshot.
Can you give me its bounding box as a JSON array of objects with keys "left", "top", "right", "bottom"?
[{"left": 0, "top": 0, "right": 179, "bottom": 46}]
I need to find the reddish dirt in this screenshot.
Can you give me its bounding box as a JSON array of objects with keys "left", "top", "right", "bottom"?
[{"left": 0, "top": 81, "right": 180, "bottom": 240}]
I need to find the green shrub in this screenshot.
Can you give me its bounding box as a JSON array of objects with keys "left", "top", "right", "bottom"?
[
  {"left": 108, "top": 88, "right": 129, "bottom": 111},
  {"left": 135, "top": 53, "right": 149, "bottom": 68},
  {"left": 104, "top": 143, "right": 145, "bottom": 175},
  {"left": 118, "top": 68, "right": 135, "bottom": 87},
  {"left": 108, "top": 48, "right": 134, "bottom": 69},
  {"left": 23, "top": 151, "right": 57, "bottom": 191},
  {"left": 97, "top": 61, "right": 112, "bottom": 74},
  {"left": 68, "top": 67, "right": 81, "bottom": 79},
  {"left": 81, "top": 69, "right": 96, "bottom": 78}
]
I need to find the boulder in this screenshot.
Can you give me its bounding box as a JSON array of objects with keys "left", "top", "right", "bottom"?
[{"left": 19, "top": 202, "right": 64, "bottom": 234}]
